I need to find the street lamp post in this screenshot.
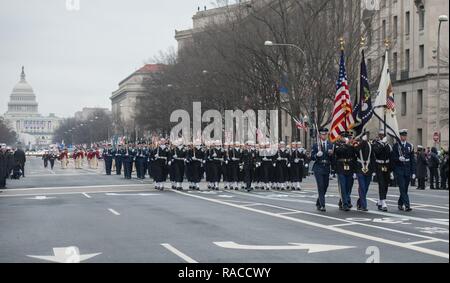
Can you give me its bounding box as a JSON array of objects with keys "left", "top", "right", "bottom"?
[
  {"left": 436, "top": 15, "right": 448, "bottom": 149},
  {"left": 264, "top": 41, "right": 313, "bottom": 147}
]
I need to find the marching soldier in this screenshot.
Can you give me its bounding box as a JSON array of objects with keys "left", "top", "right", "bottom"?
[
  {"left": 186, "top": 142, "right": 204, "bottom": 190},
  {"left": 43, "top": 150, "right": 50, "bottom": 168},
  {"left": 103, "top": 144, "right": 114, "bottom": 175},
  {"left": 152, "top": 139, "right": 170, "bottom": 190},
  {"left": 59, "top": 148, "right": 69, "bottom": 169},
  {"left": 274, "top": 142, "right": 290, "bottom": 190},
  {"left": 122, "top": 145, "right": 134, "bottom": 180},
  {"left": 392, "top": 129, "right": 416, "bottom": 212},
  {"left": 135, "top": 143, "right": 147, "bottom": 179},
  {"left": 170, "top": 142, "right": 187, "bottom": 190},
  {"left": 204, "top": 141, "right": 223, "bottom": 190},
  {"left": 259, "top": 142, "right": 273, "bottom": 191},
  {"left": 241, "top": 141, "right": 256, "bottom": 192},
  {"left": 354, "top": 134, "right": 374, "bottom": 211},
  {"left": 372, "top": 130, "right": 392, "bottom": 211},
  {"left": 289, "top": 142, "right": 306, "bottom": 191},
  {"left": 416, "top": 145, "right": 428, "bottom": 190},
  {"left": 226, "top": 142, "right": 242, "bottom": 190},
  {"left": 49, "top": 150, "right": 57, "bottom": 170},
  {"left": 334, "top": 132, "right": 357, "bottom": 211},
  {"left": 114, "top": 145, "right": 125, "bottom": 175},
  {"left": 311, "top": 128, "right": 334, "bottom": 212}
]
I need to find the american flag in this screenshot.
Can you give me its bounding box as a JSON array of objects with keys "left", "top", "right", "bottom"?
[
  {"left": 293, "top": 117, "right": 308, "bottom": 130},
  {"left": 330, "top": 50, "right": 355, "bottom": 142},
  {"left": 386, "top": 91, "right": 396, "bottom": 110}
]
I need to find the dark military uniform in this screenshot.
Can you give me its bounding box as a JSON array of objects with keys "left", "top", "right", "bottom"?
[
  {"left": 289, "top": 147, "right": 306, "bottom": 190},
  {"left": 428, "top": 148, "right": 440, "bottom": 190},
  {"left": 114, "top": 146, "right": 125, "bottom": 175},
  {"left": 334, "top": 140, "right": 356, "bottom": 211},
  {"left": 170, "top": 146, "right": 187, "bottom": 190},
  {"left": 274, "top": 148, "right": 290, "bottom": 190},
  {"left": 372, "top": 138, "right": 392, "bottom": 211},
  {"left": 241, "top": 148, "right": 256, "bottom": 192},
  {"left": 354, "top": 140, "right": 374, "bottom": 211},
  {"left": 186, "top": 146, "right": 204, "bottom": 190},
  {"left": 103, "top": 147, "right": 114, "bottom": 175},
  {"left": 227, "top": 147, "right": 242, "bottom": 190},
  {"left": 392, "top": 137, "right": 416, "bottom": 211},
  {"left": 311, "top": 139, "right": 334, "bottom": 211},
  {"left": 205, "top": 147, "right": 223, "bottom": 190},
  {"left": 259, "top": 147, "right": 273, "bottom": 190},
  {"left": 122, "top": 147, "right": 134, "bottom": 179},
  {"left": 152, "top": 145, "right": 170, "bottom": 190},
  {"left": 416, "top": 148, "right": 428, "bottom": 190}
]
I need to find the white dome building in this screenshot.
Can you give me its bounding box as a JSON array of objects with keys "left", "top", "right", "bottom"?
[{"left": 4, "top": 67, "right": 61, "bottom": 149}]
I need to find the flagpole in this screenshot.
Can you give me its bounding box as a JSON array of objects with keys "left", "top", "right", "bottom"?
[
  {"left": 383, "top": 39, "right": 390, "bottom": 136},
  {"left": 339, "top": 37, "right": 348, "bottom": 134}
]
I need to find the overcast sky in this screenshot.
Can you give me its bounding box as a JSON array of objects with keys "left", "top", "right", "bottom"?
[{"left": 0, "top": 0, "right": 217, "bottom": 117}]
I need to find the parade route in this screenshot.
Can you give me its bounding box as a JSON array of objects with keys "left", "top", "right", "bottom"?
[{"left": 0, "top": 157, "right": 448, "bottom": 263}]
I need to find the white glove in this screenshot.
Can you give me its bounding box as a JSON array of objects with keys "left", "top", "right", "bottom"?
[
  {"left": 287, "top": 163, "right": 291, "bottom": 168},
  {"left": 273, "top": 163, "right": 277, "bottom": 167},
  {"left": 399, "top": 156, "right": 406, "bottom": 162},
  {"left": 277, "top": 157, "right": 282, "bottom": 161},
  {"left": 382, "top": 137, "right": 388, "bottom": 143},
  {"left": 317, "top": 151, "right": 324, "bottom": 157},
  {"left": 168, "top": 161, "right": 172, "bottom": 166},
  {"left": 353, "top": 173, "right": 357, "bottom": 179},
  {"left": 225, "top": 160, "right": 228, "bottom": 165},
  {"left": 390, "top": 172, "right": 394, "bottom": 180},
  {"left": 372, "top": 173, "right": 376, "bottom": 177},
  {"left": 202, "top": 160, "right": 206, "bottom": 164},
  {"left": 412, "top": 174, "right": 416, "bottom": 180}
]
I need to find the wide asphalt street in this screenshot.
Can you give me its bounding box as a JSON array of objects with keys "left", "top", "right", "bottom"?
[{"left": 0, "top": 157, "right": 448, "bottom": 263}]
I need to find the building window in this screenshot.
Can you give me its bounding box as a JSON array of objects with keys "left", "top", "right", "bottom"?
[
  {"left": 405, "top": 49, "right": 410, "bottom": 71},
  {"left": 405, "top": 11, "right": 411, "bottom": 35},
  {"left": 393, "top": 52, "right": 398, "bottom": 74},
  {"left": 417, "top": 89, "right": 423, "bottom": 114},
  {"left": 417, "top": 129, "right": 423, "bottom": 146},
  {"left": 419, "top": 45, "right": 425, "bottom": 69},
  {"left": 419, "top": 8, "right": 425, "bottom": 31},
  {"left": 393, "top": 16, "right": 398, "bottom": 39},
  {"left": 401, "top": 92, "right": 407, "bottom": 116}
]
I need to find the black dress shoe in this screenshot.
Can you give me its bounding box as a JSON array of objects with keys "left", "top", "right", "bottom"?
[
  {"left": 344, "top": 207, "right": 350, "bottom": 212},
  {"left": 398, "top": 205, "right": 404, "bottom": 211},
  {"left": 382, "top": 207, "right": 388, "bottom": 212},
  {"left": 405, "top": 207, "right": 412, "bottom": 212},
  {"left": 319, "top": 207, "right": 326, "bottom": 212}
]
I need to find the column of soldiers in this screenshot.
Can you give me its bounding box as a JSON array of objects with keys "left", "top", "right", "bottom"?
[
  {"left": 312, "top": 128, "right": 416, "bottom": 213},
  {"left": 101, "top": 139, "right": 309, "bottom": 192}
]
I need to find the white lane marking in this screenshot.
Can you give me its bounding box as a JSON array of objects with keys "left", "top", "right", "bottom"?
[
  {"left": 214, "top": 241, "right": 355, "bottom": 253},
  {"left": 108, "top": 209, "right": 120, "bottom": 216},
  {"left": 278, "top": 212, "right": 303, "bottom": 216},
  {"left": 331, "top": 223, "right": 358, "bottom": 228},
  {"left": 82, "top": 193, "right": 92, "bottom": 199},
  {"left": 26, "top": 196, "right": 56, "bottom": 200},
  {"left": 172, "top": 190, "right": 449, "bottom": 259},
  {"left": 217, "top": 195, "right": 234, "bottom": 198},
  {"left": 3, "top": 184, "right": 149, "bottom": 192},
  {"left": 410, "top": 207, "right": 449, "bottom": 214},
  {"left": 161, "top": 243, "right": 198, "bottom": 263},
  {"left": 229, "top": 190, "right": 449, "bottom": 227},
  {"left": 384, "top": 199, "right": 449, "bottom": 210},
  {"left": 0, "top": 189, "right": 151, "bottom": 198},
  {"left": 105, "top": 193, "right": 160, "bottom": 196},
  {"left": 406, "top": 239, "right": 440, "bottom": 246}
]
